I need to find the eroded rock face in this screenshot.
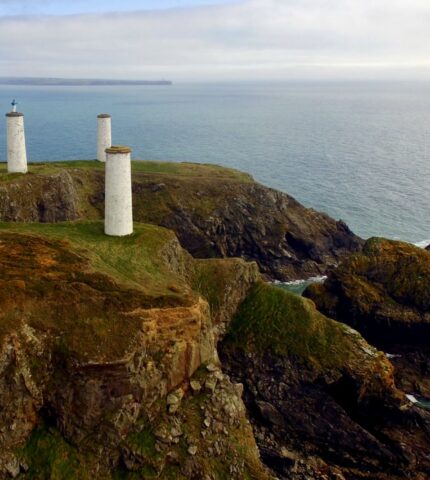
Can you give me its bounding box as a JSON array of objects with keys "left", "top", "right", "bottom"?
[
  {"left": 304, "top": 238, "right": 430, "bottom": 346},
  {"left": 0, "top": 324, "right": 52, "bottom": 476},
  {"left": 0, "top": 226, "right": 263, "bottom": 479},
  {"left": 220, "top": 283, "right": 430, "bottom": 480},
  {"left": 121, "top": 363, "right": 271, "bottom": 479},
  {"left": 0, "top": 171, "right": 78, "bottom": 222},
  {"left": 304, "top": 238, "right": 430, "bottom": 414},
  {"left": 151, "top": 181, "right": 363, "bottom": 281}
]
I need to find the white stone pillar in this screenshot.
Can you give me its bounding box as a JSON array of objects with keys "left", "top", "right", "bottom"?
[
  {"left": 104, "top": 146, "right": 133, "bottom": 236},
  {"left": 97, "top": 114, "right": 112, "bottom": 162},
  {"left": 6, "top": 112, "right": 27, "bottom": 173}
]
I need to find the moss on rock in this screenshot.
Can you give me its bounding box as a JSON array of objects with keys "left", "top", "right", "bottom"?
[{"left": 305, "top": 238, "right": 430, "bottom": 346}]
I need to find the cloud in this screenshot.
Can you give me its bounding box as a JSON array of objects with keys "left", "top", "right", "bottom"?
[{"left": 0, "top": 0, "right": 429, "bottom": 80}]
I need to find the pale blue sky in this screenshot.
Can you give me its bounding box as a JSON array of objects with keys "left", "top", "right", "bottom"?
[
  {"left": 0, "top": 0, "right": 429, "bottom": 81},
  {"left": 0, "top": 0, "right": 237, "bottom": 16}
]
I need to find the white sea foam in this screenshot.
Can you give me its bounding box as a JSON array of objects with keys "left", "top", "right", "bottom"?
[
  {"left": 273, "top": 276, "right": 328, "bottom": 295},
  {"left": 274, "top": 275, "right": 327, "bottom": 287},
  {"left": 414, "top": 239, "right": 430, "bottom": 249},
  {"left": 406, "top": 394, "right": 418, "bottom": 404},
  {"left": 385, "top": 353, "right": 401, "bottom": 359}
]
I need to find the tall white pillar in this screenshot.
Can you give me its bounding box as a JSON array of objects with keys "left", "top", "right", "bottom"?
[
  {"left": 6, "top": 112, "right": 27, "bottom": 173},
  {"left": 104, "top": 146, "right": 133, "bottom": 236},
  {"left": 97, "top": 114, "right": 112, "bottom": 162}
]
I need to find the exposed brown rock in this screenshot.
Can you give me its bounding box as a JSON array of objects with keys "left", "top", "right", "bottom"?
[
  {"left": 304, "top": 238, "right": 430, "bottom": 346},
  {"left": 0, "top": 223, "right": 263, "bottom": 479},
  {"left": 0, "top": 171, "right": 78, "bottom": 222},
  {"left": 304, "top": 238, "right": 430, "bottom": 420}
]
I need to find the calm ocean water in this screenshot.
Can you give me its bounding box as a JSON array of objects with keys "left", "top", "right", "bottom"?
[{"left": 0, "top": 81, "right": 429, "bottom": 244}]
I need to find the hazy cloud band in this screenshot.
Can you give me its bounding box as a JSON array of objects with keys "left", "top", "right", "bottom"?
[{"left": 1, "top": 0, "right": 429, "bottom": 80}]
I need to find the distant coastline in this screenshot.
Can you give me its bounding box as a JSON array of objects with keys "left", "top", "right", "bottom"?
[{"left": 0, "top": 77, "right": 172, "bottom": 86}]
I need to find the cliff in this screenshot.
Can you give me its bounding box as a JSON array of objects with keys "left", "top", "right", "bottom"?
[
  {"left": 304, "top": 238, "right": 430, "bottom": 346},
  {"left": 220, "top": 283, "right": 430, "bottom": 479},
  {"left": 0, "top": 219, "right": 428, "bottom": 478},
  {"left": 0, "top": 221, "right": 268, "bottom": 479},
  {"left": 305, "top": 238, "right": 430, "bottom": 411},
  {"left": 2, "top": 161, "right": 425, "bottom": 479},
  {"left": 0, "top": 161, "right": 363, "bottom": 281}
]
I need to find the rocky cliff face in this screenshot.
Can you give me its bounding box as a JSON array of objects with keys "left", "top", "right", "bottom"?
[
  {"left": 304, "top": 238, "right": 430, "bottom": 346},
  {"left": 304, "top": 238, "right": 430, "bottom": 413},
  {"left": 2, "top": 161, "right": 421, "bottom": 480},
  {"left": 220, "top": 283, "right": 430, "bottom": 480},
  {"left": 0, "top": 171, "right": 78, "bottom": 222},
  {"left": 0, "top": 161, "right": 363, "bottom": 281},
  {"left": 0, "top": 222, "right": 267, "bottom": 479}
]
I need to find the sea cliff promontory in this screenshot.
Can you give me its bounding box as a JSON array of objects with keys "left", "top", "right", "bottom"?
[
  {"left": 0, "top": 222, "right": 268, "bottom": 479},
  {"left": 0, "top": 160, "right": 362, "bottom": 281},
  {"left": 1, "top": 161, "right": 429, "bottom": 479}
]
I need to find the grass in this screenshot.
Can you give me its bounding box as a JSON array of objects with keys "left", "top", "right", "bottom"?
[
  {"left": 0, "top": 159, "right": 255, "bottom": 230},
  {"left": 126, "top": 427, "right": 159, "bottom": 462},
  {"left": 191, "top": 260, "right": 225, "bottom": 315},
  {"left": 0, "top": 160, "right": 253, "bottom": 182},
  {"left": 0, "top": 221, "right": 196, "bottom": 360},
  {"left": 0, "top": 220, "right": 189, "bottom": 297},
  {"left": 224, "top": 282, "right": 353, "bottom": 370},
  {"left": 21, "top": 423, "right": 90, "bottom": 480}
]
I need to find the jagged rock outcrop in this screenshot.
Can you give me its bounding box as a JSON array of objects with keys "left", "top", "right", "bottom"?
[
  {"left": 304, "top": 238, "right": 430, "bottom": 408},
  {"left": 0, "top": 223, "right": 266, "bottom": 479},
  {"left": 0, "top": 171, "right": 78, "bottom": 222},
  {"left": 304, "top": 238, "right": 430, "bottom": 346},
  {"left": 0, "top": 161, "right": 363, "bottom": 281},
  {"left": 220, "top": 283, "right": 430, "bottom": 480}
]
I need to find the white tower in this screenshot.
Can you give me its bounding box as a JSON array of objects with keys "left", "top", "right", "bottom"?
[
  {"left": 97, "top": 113, "right": 112, "bottom": 162},
  {"left": 6, "top": 100, "right": 28, "bottom": 174},
  {"left": 104, "top": 145, "right": 133, "bottom": 236}
]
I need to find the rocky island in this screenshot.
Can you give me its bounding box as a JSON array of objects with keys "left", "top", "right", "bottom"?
[{"left": 0, "top": 160, "right": 429, "bottom": 479}]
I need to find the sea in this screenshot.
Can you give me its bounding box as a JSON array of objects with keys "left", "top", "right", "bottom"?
[{"left": 0, "top": 81, "right": 429, "bottom": 247}]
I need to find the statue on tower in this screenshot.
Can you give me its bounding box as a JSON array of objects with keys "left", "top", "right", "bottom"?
[{"left": 11, "top": 99, "right": 17, "bottom": 113}]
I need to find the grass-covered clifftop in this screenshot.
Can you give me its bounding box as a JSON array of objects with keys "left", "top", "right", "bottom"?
[
  {"left": 0, "top": 220, "right": 266, "bottom": 479},
  {"left": 0, "top": 160, "right": 363, "bottom": 281},
  {"left": 219, "top": 283, "right": 430, "bottom": 479},
  {"left": 223, "top": 282, "right": 396, "bottom": 393}
]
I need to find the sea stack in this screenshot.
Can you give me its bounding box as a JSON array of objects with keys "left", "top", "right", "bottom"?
[
  {"left": 104, "top": 145, "right": 133, "bottom": 236},
  {"left": 97, "top": 113, "right": 112, "bottom": 162},
  {"left": 6, "top": 100, "right": 27, "bottom": 173}
]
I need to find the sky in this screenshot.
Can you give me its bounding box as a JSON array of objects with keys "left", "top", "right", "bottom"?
[{"left": 0, "top": 0, "right": 429, "bottom": 81}]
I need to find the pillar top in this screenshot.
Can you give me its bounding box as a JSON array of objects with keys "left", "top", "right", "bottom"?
[
  {"left": 106, "top": 145, "right": 132, "bottom": 154},
  {"left": 98, "top": 113, "right": 111, "bottom": 118},
  {"left": 6, "top": 112, "right": 24, "bottom": 117}
]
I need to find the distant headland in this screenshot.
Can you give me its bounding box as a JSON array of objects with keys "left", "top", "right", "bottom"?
[{"left": 0, "top": 77, "right": 172, "bottom": 86}]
